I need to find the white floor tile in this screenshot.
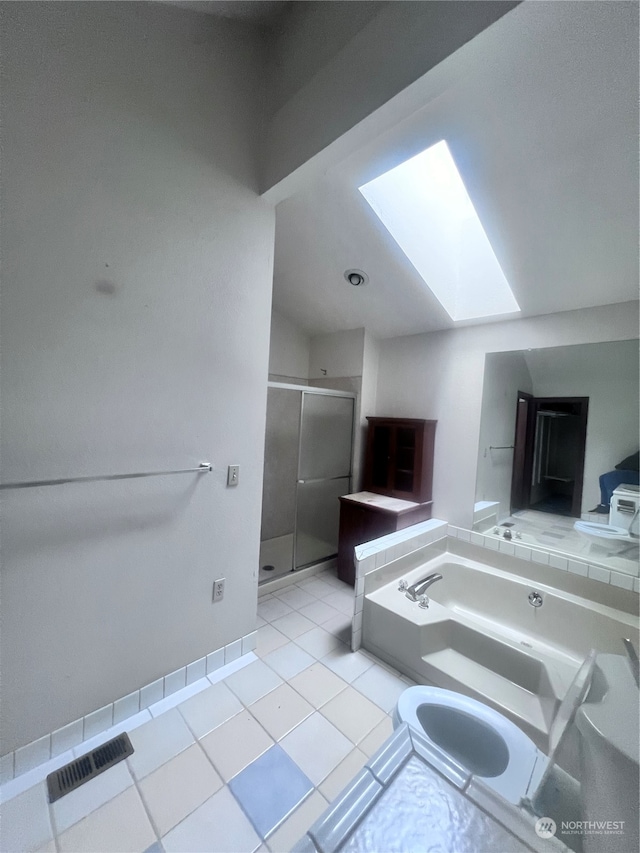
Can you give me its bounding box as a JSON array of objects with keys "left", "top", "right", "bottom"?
[
  {"left": 127, "top": 709, "right": 194, "bottom": 780},
  {"left": 57, "top": 785, "right": 155, "bottom": 853},
  {"left": 270, "top": 611, "right": 316, "bottom": 640},
  {"left": 162, "top": 786, "right": 261, "bottom": 853},
  {"left": 359, "top": 716, "right": 394, "bottom": 758},
  {"left": 294, "top": 626, "right": 343, "bottom": 660},
  {"left": 319, "top": 686, "right": 386, "bottom": 745},
  {"left": 52, "top": 760, "right": 133, "bottom": 835},
  {"left": 138, "top": 744, "right": 222, "bottom": 837},
  {"left": 351, "top": 663, "right": 410, "bottom": 712},
  {"left": 257, "top": 598, "right": 294, "bottom": 623},
  {"left": 249, "top": 683, "right": 314, "bottom": 741},
  {"left": 274, "top": 587, "right": 317, "bottom": 610},
  {"left": 279, "top": 713, "right": 352, "bottom": 786},
  {"left": 256, "top": 624, "right": 289, "bottom": 657},
  {"left": 263, "top": 643, "right": 315, "bottom": 681},
  {"left": 0, "top": 781, "right": 53, "bottom": 853},
  {"left": 296, "top": 578, "right": 337, "bottom": 600},
  {"left": 200, "top": 711, "right": 273, "bottom": 782},
  {"left": 225, "top": 659, "right": 283, "bottom": 706},
  {"left": 320, "top": 647, "right": 375, "bottom": 683},
  {"left": 322, "top": 612, "right": 353, "bottom": 643},
  {"left": 298, "top": 600, "right": 342, "bottom": 626},
  {"left": 177, "top": 681, "right": 243, "bottom": 739},
  {"left": 287, "top": 663, "right": 348, "bottom": 709},
  {"left": 317, "top": 747, "right": 368, "bottom": 802},
  {"left": 266, "top": 790, "right": 328, "bottom": 852},
  {"left": 321, "top": 591, "right": 354, "bottom": 616}
]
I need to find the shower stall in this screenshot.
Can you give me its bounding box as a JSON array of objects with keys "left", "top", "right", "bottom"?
[{"left": 259, "top": 383, "right": 355, "bottom": 584}]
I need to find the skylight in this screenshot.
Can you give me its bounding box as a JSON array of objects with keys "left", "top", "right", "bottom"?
[{"left": 358, "top": 140, "right": 520, "bottom": 322}]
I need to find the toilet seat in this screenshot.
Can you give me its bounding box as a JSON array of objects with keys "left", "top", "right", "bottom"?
[
  {"left": 574, "top": 520, "right": 634, "bottom": 550},
  {"left": 394, "top": 651, "right": 597, "bottom": 806},
  {"left": 393, "top": 686, "right": 546, "bottom": 803}
]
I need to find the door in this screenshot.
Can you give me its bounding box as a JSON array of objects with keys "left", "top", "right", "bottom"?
[
  {"left": 295, "top": 393, "right": 354, "bottom": 569},
  {"left": 510, "top": 394, "right": 589, "bottom": 517},
  {"left": 510, "top": 392, "right": 533, "bottom": 512}
]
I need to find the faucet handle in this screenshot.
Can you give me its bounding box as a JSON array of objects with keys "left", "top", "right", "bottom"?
[
  {"left": 418, "top": 594, "right": 430, "bottom": 609},
  {"left": 398, "top": 579, "right": 408, "bottom": 592}
]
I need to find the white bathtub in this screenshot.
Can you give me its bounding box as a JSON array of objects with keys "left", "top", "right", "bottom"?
[{"left": 362, "top": 551, "right": 638, "bottom": 750}]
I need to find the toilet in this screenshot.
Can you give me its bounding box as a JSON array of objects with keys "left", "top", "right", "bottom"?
[
  {"left": 393, "top": 650, "right": 597, "bottom": 804},
  {"left": 573, "top": 520, "right": 636, "bottom": 551}
]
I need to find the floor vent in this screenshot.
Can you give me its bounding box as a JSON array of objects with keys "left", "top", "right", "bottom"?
[{"left": 46, "top": 732, "right": 134, "bottom": 803}]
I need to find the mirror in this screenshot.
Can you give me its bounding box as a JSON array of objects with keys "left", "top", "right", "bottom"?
[{"left": 474, "top": 339, "right": 639, "bottom": 574}]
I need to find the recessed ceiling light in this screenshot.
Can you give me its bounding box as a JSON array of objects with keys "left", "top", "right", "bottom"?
[{"left": 344, "top": 269, "right": 369, "bottom": 286}]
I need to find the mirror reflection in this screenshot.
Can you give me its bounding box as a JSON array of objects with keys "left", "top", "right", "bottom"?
[{"left": 475, "top": 340, "right": 639, "bottom": 574}]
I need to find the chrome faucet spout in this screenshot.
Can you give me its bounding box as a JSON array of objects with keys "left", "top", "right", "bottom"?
[{"left": 405, "top": 572, "right": 443, "bottom": 601}]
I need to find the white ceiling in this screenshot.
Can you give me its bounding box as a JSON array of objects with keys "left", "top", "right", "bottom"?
[{"left": 272, "top": 2, "right": 639, "bottom": 338}]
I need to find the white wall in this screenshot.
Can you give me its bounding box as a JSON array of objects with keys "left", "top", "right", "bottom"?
[
  {"left": 268, "top": 310, "right": 311, "bottom": 382},
  {"left": 0, "top": 3, "right": 274, "bottom": 753},
  {"left": 375, "top": 302, "right": 639, "bottom": 529},
  {"left": 265, "top": 1, "right": 385, "bottom": 118},
  {"left": 475, "top": 352, "right": 533, "bottom": 516},
  {"left": 262, "top": 1, "right": 518, "bottom": 197},
  {"left": 309, "top": 328, "right": 365, "bottom": 379}
]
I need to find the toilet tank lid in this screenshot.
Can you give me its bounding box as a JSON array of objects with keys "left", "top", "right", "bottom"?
[
  {"left": 529, "top": 650, "right": 598, "bottom": 801},
  {"left": 575, "top": 653, "right": 640, "bottom": 765},
  {"left": 548, "top": 649, "right": 598, "bottom": 755}
]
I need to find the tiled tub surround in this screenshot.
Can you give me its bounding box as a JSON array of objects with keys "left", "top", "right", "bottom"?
[
  {"left": 1, "top": 568, "right": 420, "bottom": 853},
  {"left": 351, "top": 525, "right": 638, "bottom": 754},
  {"left": 479, "top": 508, "right": 640, "bottom": 577},
  {"left": 0, "top": 632, "right": 257, "bottom": 788},
  {"left": 351, "top": 519, "right": 640, "bottom": 655}
]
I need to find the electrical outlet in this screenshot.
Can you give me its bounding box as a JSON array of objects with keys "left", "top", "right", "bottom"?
[
  {"left": 227, "top": 465, "right": 239, "bottom": 486},
  {"left": 213, "top": 578, "right": 225, "bottom": 602}
]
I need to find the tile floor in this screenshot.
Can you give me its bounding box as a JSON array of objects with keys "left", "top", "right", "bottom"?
[{"left": 1, "top": 568, "right": 415, "bottom": 853}]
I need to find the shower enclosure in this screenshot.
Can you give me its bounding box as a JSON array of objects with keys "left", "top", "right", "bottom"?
[{"left": 259, "top": 383, "right": 355, "bottom": 584}]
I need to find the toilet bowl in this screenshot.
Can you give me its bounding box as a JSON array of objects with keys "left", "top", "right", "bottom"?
[
  {"left": 393, "top": 651, "right": 596, "bottom": 805},
  {"left": 573, "top": 520, "right": 635, "bottom": 551}
]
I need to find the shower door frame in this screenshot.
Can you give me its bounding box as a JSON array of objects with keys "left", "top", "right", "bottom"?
[{"left": 267, "top": 382, "right": 356, "bottom": 574}]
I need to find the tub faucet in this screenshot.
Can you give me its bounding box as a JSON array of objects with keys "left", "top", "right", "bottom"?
[{"left": 405, "top": 573, "right": 443, "bottom": 601}]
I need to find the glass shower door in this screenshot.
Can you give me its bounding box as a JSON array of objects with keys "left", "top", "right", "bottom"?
[{"left": 295, "top": 393, "right": 354, "bottom": 570}]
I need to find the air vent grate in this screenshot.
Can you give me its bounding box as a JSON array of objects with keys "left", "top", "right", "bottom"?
[{"left": 46, "top": 732, "right": 134, "bottom": 803}]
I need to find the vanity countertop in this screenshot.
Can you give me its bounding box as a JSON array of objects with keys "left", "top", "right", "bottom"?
[{"left": 340, "top": 491, "right": 430, "bottom": 513}]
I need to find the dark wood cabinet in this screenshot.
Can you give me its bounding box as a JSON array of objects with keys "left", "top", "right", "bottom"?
[
  {"left": 363, "top": 418, "right": 436, "bottom": 503},
  {"left": 337, "top": 493, "right": 432, "bottom": 585}
]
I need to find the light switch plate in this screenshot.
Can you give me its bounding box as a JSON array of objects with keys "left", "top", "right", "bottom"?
[{"left": 227, "top": 465, "right": 239, "bottom": 486}]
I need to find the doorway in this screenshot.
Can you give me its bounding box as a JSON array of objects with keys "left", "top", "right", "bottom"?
[
  {"left": 259, "top": 383, "right": 354, "bottom": 584},
  {"left": 511, "top": 395, "right": 589, "bottom": 517}
]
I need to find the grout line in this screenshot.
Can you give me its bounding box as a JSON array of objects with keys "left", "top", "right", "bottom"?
[{"left": 131, "top": 771, "right": 163, "bottom": 845}]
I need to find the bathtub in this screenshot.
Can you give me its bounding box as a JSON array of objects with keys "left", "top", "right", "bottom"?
[{"left": 362, "top": 551, "right": 639, "bottom": 751}]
